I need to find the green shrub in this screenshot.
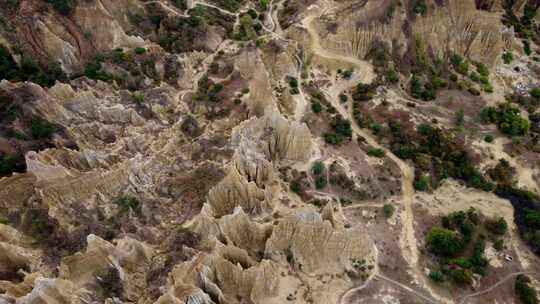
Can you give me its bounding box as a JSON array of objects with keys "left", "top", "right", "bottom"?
[
  {"left": 530, "top": 88, "right": 540, "bottom": 99},
  {"left": 0, "top": 154, "right": 25, "bottom": 175},
  {"left": 132, "top": 93, "right": 144, "bottom": 104},
  {"left": 429, "top": 270, "right": 444, "bottom": 282},
  {"left": 312, "top": 162, "right": 325, "bottom": 175},
  {"left": 342, "top": 70, "right": 353, "bottom": 79},
  {"left": 46, "top": 0, "right": 76, "bottom": 15},
  {"left": 339, "top": 94, "right": 348, "bottom": 103},
  {"left": 31, "top": 118, "right": 56, "bottom": 139},
  {"left": 493, "top": 239, "right": 504, "bottom": 251},
  {"left": 523, "top": 40, "right": 532, "bottom": 56},
  {"left": 412, "top": 0, "right": 427, "bottom": 15},
  {"left": 476, "top": 63, "right": 489, "bottom": 77},
  {"left": 386, "top": 68, "right": 399, "bottom": 83},
  {"left": 84, "top": 58, "right": 113, "bottom": 82},
  {"left": 502, "top": 51, "right": 513, "bottom": 64},
  {"left": 290, "top": 181, "right": 302, "bottom": 194},
  {"left": 367, "top": 147, "right": 385, "bottom": 158},
  {"left": 134, "top": 47, "right": 146, "bottom": 55},
  {"left": 449, "top": 268, "right": 473, "bottom": 285},
  {"left": 311, "top": 101, "right": 322, "bottom": 113},
  {"left": 315, "top": 175, "right": 327, "bottom": 189},
  {"left": 484, "top": 217, "right": 508, "bottom": 235},
  {"left": 484, "top": 134, "right": 494, "bottom": 143},
  {"left": 480, "top": 103, "right": 529, "bottom": 136},
  {"left": 426, "top": 227, "right": 464, "bottom": 257},
  {"left": 383, "top": 204, "right": 395, "bottom": 218},
  {"left": 414, "top": 175, "right": 430, "bottom": 191},
  {"left": 114, "top": 196, "right": 142, "bottom": 216},
  {"left": 515, "top": 274, "right": 538, "bottom": 304}
]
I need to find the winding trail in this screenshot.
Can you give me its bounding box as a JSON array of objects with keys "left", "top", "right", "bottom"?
[
  {"left": 458, "top": 272, "right": 537, "bottom": 304},
  {"left": 294, "top": 3, "right": 442, "bottom": 304}
]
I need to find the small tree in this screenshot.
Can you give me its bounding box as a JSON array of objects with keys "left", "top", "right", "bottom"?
[
  {"left": 426, "top": 227, "right": 464, "bottom": 257},
  {"left": 383, "top": 204, "right": 395, "bottom": 218}
]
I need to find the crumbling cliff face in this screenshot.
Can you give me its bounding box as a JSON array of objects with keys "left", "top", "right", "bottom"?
[
  {"left": 307, "top": 0, "right": 509, "bottom": 66},
  {"left": 0, "top": 15, "right": 374, "bottom": 304}
]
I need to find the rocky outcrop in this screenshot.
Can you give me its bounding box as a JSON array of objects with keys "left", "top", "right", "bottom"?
[{"left": 265, "top": 212, "right": 372, "bottom": 275}]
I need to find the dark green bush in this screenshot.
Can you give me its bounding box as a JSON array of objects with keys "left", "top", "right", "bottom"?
[
  {"left": 480, "top": 104, "right": 530, "bottom": 136},
  {"left": 367, "top": 147, "right": 385, "bottom": 158},
  {"left": 515, "top": 274, "right": 538, "bottom": 304},
  {"left": 426, "top": 227, "right": 464, "bottom": 257},
  {"left": 502, "top": 51, "right": 513, "bottom": 64},
  {"left": 46, "top": 0, "right": 76, "bottom": 15},
  {"left": 414, "top": 175, "right": 430, "bottom": 191},
  {"left": 311, "top": 101, "right": 322, "bottom": 113},
  {"left": 31, "top": 118, "right": 56, "bottom": 139},
  {"left": 484, "top": 217, "right": 508, "bottom": 235},
  {"left": 114, "top": 196, "right": 142, "bottom": 216},
  {"left": 315, "top": 175, "right": 327, "bottom": 189},
  {"left": 0, "top": 154, "right": 25, "bottom": 176},
  {"left": 312, "top": 162, "right": 325, "bottom": 175},
  {"left": 383, "top": 204, "right": 395, "bottom": 218},
  {"left": 429, "top": 270, "right": 444, "bottom": 282}
]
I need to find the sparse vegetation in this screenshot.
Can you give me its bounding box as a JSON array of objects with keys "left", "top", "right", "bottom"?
[{"left": 113, "top": 196, "right": 142, "bottom": 216}]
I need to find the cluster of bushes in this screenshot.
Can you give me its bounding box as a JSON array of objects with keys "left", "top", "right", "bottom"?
[
  {"left": 426, "top": 208, "right": 508, "bottom": 285},
  {"left": 495, "top": 185, "right": 540, "bottom": 255},
  {"left": 324, "top": 115, "right": 352, "bottom": 145},
  {"left": 311, "top": 162, "right": 327, "bottom": 189},
  {"left": 388, "top": 122, "right": 494, "bottom": 192},
  {"left": 352, "top": 82, "right": 377, "bottom": 102},
  {"left": 350, "top": 82, "right": 379, "bottom": 128},
  {"left": 407, "top": 50, "right": 492, "bottom": 101},
  {"left": 412, "top": 0, "right": 428, "bottom": 15},
  {"left": 502, "top": 0, "right": 539, "bottom": 40},
  {"left": 0, "top": 44, "right": 67, "bottom": 87},
  {"left": 30, "top": 118, "right": 56, "bottom": 139},
  {"left": 506, "top": 89, "right": 540, "bottom": 114},
  {"left": 480, "top": 103, "right": 530, "bottom": 137},
  {"left": 84, "top": 55, "right": 114, "bottom": 82},
  {"left": 194, "top": 74, "right": 224, "bottom": 102},
  {"left": 234, "top": 10, "right": 263, "bottom": 41},
  {"left": 515, "top": 274, "right": 539, "bottom": 304},
  {"left": 367, "top": 147, "right": 385, "bottom": 158},
  {"left": 410, "top": 74, "right": 440, "bottom": 101},
  {"left": 309, "top": 89, "right": 335, "bottom": 114},
  {"left": 46, "top": 0, "right": 77, "bottom": 16},
  {"left": 287, "top": 76, "right": 300, "bottom": 95},
  {"left": 0, "top": 154, "right": 25, "bottom": 176}
]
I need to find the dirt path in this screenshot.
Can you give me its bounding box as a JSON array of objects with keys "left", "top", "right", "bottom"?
[
  {"left": 191, "top": 1, "right": 236, "bottom": 16},
  {"left": 300, "top": 14, "right": 375, "bottom": 82},
  {"left": 458, "top": 272, "right": 537, "bottom": 304},
  {"left": 144, "top": 1, "right": 189, "bottom": 17},
  {"left": 294, "top": 3, "right": 448, "bottom": 302}
]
